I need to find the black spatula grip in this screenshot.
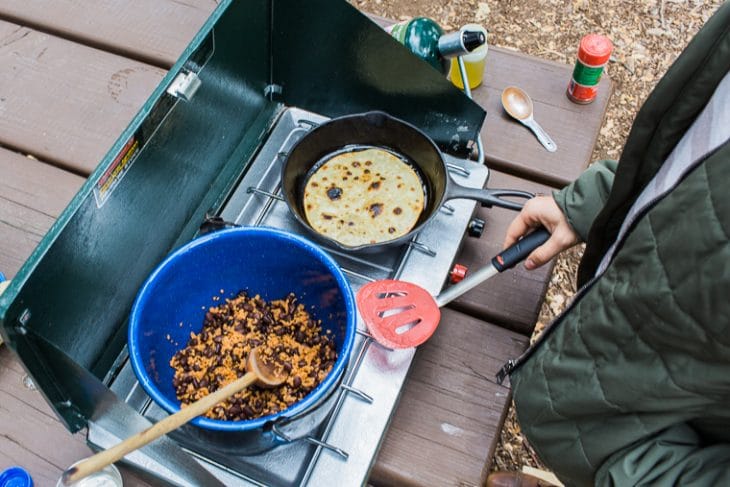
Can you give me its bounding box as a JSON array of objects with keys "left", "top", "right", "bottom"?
[{"left": 491, "top": 227, "right": 550, "bottom": 272}]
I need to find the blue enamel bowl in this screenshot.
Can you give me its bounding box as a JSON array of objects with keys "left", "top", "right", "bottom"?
[{"left": 127, "top": 227, "right": 356, "bottom": 454}]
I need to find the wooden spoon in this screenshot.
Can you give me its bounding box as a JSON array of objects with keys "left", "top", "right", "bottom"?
[
  {"left": 501, "top": 86, "right": 557, "bottom": 152},
  {"left": 61, "top": 347, "right": 286, "bottom": 486}
]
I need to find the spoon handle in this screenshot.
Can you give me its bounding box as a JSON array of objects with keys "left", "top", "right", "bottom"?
[
  {"left": 62, "top": 372, "right": 258, "bottom": 485},
  {"left": 523, "top": 118, "right": 557, "bottom": 152}
]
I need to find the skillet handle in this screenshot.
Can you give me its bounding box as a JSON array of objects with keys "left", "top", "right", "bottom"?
[{"left": 445, "top": 181, "right": 534, "bottom": 211}]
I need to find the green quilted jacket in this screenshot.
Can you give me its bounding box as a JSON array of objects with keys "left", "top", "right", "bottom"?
[{"left": 507, "top": 4, "right": 730, "bottom": 486}]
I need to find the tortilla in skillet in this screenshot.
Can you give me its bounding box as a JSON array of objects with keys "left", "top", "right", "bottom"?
[{"left": 303, "top": 148, "right": 425, "bottom": 247}]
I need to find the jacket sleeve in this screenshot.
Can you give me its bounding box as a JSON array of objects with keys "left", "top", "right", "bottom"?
[
  {"left": 595, "top": 423, "right": 730, "bottom": 486},
  {"left": 552, "top": 159, "right": 618, "bottom": 241}
]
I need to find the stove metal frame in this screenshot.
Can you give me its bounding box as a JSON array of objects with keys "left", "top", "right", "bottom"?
[{"left": 90, "top": 108, "right": 489, "bottom": 486}]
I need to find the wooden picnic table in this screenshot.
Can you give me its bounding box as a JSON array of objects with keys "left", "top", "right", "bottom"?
[{"left": 0, "top": 2, "right": 611, "bottom": 486}]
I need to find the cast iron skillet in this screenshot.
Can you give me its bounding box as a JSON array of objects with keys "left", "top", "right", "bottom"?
[{"left": 282, "top": 111, "right": 534, "bottom": 252}]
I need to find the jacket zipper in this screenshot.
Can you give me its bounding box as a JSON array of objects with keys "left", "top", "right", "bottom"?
[{"left": 496, "top": 276, "right": 599, "bottom": 384}]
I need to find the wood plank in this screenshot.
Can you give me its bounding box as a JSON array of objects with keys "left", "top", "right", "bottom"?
[
  {"left": 371, "top": 307, "right": 528, "bottom": 487},
  {"left": 0, "top": 347, "right": 92, "bottom": 485},
  {"left": 473, "top": 46, "right": 611, "bottom": 187},
  {"left": 0, "top": 21, "right": 165, "bottom": 175},
  {"left": 0, "top": 148, "right": 84, "bottom": 279},
  {"left": 0, "top": 0, "right": 216, "bottom": 68},
  {"left": 448, "top": 170, "right": 554, "bottom": 336},
  {"left": 0, "top": 348, "right": 154, "bottom": 486}
]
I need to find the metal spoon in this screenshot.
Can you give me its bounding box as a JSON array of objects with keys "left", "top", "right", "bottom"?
[
  {"left": 501, "top": 86, "right": 557, "bottom": 152},
  {"left": 61, "top": 347, "right": 287, "bottom": 485}
]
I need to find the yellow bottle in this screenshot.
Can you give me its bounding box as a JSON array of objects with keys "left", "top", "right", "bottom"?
[{"left": 449, "top": 24, "right": 489, "bottom": 89}]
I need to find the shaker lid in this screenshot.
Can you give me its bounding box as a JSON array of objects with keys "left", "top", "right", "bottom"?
[
  {"left": 578, "top": 34, "right": 613, "bottom": 66},
  {"left": 0, "top": 467, "right": 33, "bottom": 487}
]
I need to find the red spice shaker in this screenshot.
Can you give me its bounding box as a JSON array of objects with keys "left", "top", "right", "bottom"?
[{"left": 567, "top": 34, "right": 613, "bottom": 104}]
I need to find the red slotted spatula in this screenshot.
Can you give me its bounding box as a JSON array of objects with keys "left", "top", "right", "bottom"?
[{"left": 357, "top": 228, "right": 550, "bottom": 349}]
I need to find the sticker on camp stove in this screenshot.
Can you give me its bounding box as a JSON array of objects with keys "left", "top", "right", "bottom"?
[{"left": 94, "top": 137, "right": 140, "bottom": 208}]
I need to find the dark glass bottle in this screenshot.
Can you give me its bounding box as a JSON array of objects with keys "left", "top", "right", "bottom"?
[
  {"left": 388, "top": 18, "right": 487, "bottom": 75},
  {"left": 388, "top": 17, "right": 448, "bottom": 74}
]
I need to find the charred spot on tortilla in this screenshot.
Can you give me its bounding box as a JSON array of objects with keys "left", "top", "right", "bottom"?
[
  {"left": 303, "top": 148, "right": 425, "bottom": 247},
  {"left": 327, "top": 187, "right": 343, "bottom": 200},
  {"left": 369, "top": 203, "right": 383, "bottom": 218}
]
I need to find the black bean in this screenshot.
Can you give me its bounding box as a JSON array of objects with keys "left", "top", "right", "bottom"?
[
  {"left": 242, "top": 406, "right": 254, "bottom": 418},
  {"left": 292, "top": 376, "right": 302, "bottom": 388},
  {"left": 283, "top": 362, "right": 292, "bottom": 372},
  {"left": 213, "top": 335, "right": 222, "bottom": 343}
]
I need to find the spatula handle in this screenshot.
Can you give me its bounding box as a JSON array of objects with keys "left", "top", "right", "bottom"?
[
  {"left": 492, "top": 227, "right": 550, "bottom": 271},
  {"left": 62, "top": 372, "right": 257, "bottom": 485},
  {"left": 434, "top": 227, "right": 550, "bottom": 308}
]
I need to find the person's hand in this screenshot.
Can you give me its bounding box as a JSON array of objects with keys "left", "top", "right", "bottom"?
[{"left": 503, "top": 195, "right": 579, "bottom": 270}]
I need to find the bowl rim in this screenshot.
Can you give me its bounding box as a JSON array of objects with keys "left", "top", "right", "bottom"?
[{"left": 127, "top": 226, "right": 357, "bottom": 432}]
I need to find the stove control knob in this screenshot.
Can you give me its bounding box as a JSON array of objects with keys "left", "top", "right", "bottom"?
[
  {"left": 467, "top": 217, "right": 486, "bottom": 238},
  {"left": 450, "top": 264, "right": 468, "bottom": 284}
]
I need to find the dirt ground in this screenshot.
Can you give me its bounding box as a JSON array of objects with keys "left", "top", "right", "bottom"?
[{"left": 351, "top": 0, "right": 725, "bottom": 479}]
